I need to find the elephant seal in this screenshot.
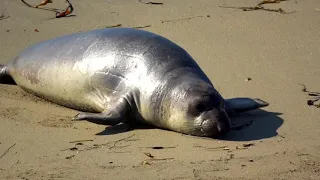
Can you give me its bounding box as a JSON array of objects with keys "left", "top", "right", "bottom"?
[{"left": 0, "top": 28, "right": 268, "bottom": 137}]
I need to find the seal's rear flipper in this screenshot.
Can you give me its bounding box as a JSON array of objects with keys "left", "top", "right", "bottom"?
[
  {"left": 0, "top": 64, "right": 16, "bottom": 85},
  {"left": 73, "top": 97, "right": 130, "bottom": 126},
  {"left": 225, "top": 98, "right": 269, "bottom": 116}
]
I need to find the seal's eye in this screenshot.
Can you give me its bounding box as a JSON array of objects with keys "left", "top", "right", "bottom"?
[
  {"left": 187, "top": 93, "right": 221, "bottom": 117},
  {"left": 188, "top": 100, "right": 208, "bottom": 116},
  {"left": 196, "top": 103, "right": 206, "bottom": 112}
]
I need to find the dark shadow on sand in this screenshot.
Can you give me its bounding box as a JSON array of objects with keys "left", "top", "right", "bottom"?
[
  {"left": 220, "top": 109, "right": 284, "bottom": 141},
  {"left": 47, "top": 15, "right": 76, "bottom": 20},
  {"left": 95, "top": 123, "right": 155, "bottom": 136}
]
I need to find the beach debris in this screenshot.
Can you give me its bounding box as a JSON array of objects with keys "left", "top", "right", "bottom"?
[
  {"left": 65, "top": 155, "right": 75, "bottom": 159},
  {"left": 236, "top": 146, "right": 247, "bottom": 150},
  {"left": 61, "top": 147, "right": 78, "bottom": 151},
  {"left": 104, "top": 24, "right": 123, "bottom": 28},
  {"left": 108, "top": 134, "right": 136, "bottom": 150},
  {"left": 139, "top": 146, "right": 176, "bottom": 149},
  {"left": 61, "top": 134, "right": 137, "bottom": 152},
  {"left": 160, "top": 15, "right": 204, "bottom": 23},
  {"left": 0, "top": 143, "right": 16, "bottom": 159},
  {"left": 224, "top": 153, "right": 235, "bottom": 161},
  {"left": 229, "top": 154, "right": 235, "bottom": 159},
  {"left": 141, "top": 157, "right": 174, "bottom": 165},
  {"left": 111, "top": 12, "right": 119, "bottom": 15},
  {"left": 138, "top": 0, "right": 164, "bottom": 5},
  {"left": 278, "top": 134, "right": 285, "bottom": 138},
  {"left": 194, "top": 145, "right": 229, "bottom": 151},
  {"left": 141, "top": 160, "right": 151, "bottom": 165},
  {"left": 248, "top": 159, "right": 254, "bottom": 162},
  {"left": 21, "top": 0, "right": 62, "bottom": 12},
  {"left": 245, "top": 77, "right": 252, "bottom": 81},
  {"left": 132, "top": 25, "right": 152, "bottom": 29},
  {"left": 34, "top": 29, "right": 39, "bottom": 32},
  {"left": 70, "top": 139, "right": 93, "bottom": 143},
  {"left": 300, "top": 84, "right": 307, "bottom": 92},
  {"left": 0, "top": 14, "right": 10, "bottom": 21},
  {"left": 102, "top": 24, "right": 151, "bottom": 29},
  {"left": 243, "top": 143, "right": 255, "bottom": 147},
  {"left": 219, "top": 0, "right": 295, "bottom": 14},
  {"left": 144, "top": 152, "right": 154, "bottom": 158},
  {"left": 297, "top": 153, "right": 310, "bottom": 156},
  {"left": 299, "top": 84, "right": 320, "bottom": 108},
  {"left": 257, "top": 0, "right": 289, "bottom": 6},
  {"left": 34, "top": 0, "right": 53, "bottom": 8},
  {"left": 55, "top": 0, "right": 74, "bottom": 18},
  {"left": 21, "top": 0, "right": 74, "bottom": 18}
]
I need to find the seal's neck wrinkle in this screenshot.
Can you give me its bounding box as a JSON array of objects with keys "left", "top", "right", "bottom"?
[{"left": 150, "top": 72, "right": 211, "bottom": 131}]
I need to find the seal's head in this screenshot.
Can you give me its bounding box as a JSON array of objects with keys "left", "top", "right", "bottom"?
[{"left": 166, "top": 80, "right": 231, "bottom": 137}]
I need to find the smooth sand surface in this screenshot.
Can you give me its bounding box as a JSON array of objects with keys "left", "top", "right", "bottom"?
[{"left": 0, "top": 0, "right": 319, "bottom": 179}]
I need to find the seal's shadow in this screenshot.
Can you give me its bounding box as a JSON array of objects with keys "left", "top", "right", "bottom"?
[
  {"left": 96, "top": 110, "right": 284, "bottom": 141},
  {"left": 95, "top": 122, "right": 155, "bottom": 136},
  {"left": 220, "top": 109, "right": 284, "bottom": 141}
]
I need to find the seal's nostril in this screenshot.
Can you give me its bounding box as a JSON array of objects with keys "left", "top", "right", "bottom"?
[{"left": 200, "top": 119, "right": 219, "bottom": 136}]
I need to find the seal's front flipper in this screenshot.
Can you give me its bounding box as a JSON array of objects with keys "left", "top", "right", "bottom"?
[
  {"left": 0, "top": 64, "right": 16, "bottom": 85},
  {"left": 225, "top": 98, "right": 269, "bottom": 115},
  {"left": 73, "top": 98, "right": 130, "bottom": 126},
  {"left": 73, "top": 111, "right": 123, "bottom": 125}
]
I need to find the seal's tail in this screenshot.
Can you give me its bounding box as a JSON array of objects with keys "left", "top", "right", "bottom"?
[{"left": 0, "top": 64, "right": 16, "bottom": 85}]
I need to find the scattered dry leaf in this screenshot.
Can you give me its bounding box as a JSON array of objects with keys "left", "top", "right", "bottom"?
[
  {"left": 65, "top": 155, "right": 75, "bottom": 159},
  {"left": 243, "top": 143, "right": 255, "bottom": 147},
  {"left": 141, "top": 160, "right": 151, "bottom": 165},
  {"left": 144, "top": 152, "right": 154, "bottom": 158},
  {"left": 138, "top": 0, "right": 163, "bottom": 5},
  {"left": 245, "top": 77, "right": 252, "bottom": 81}
]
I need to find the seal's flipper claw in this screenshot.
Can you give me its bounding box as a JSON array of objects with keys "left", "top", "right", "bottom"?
[
  {"left": 225, "top": 98, "right": 269, "bottom": 115},
  {"left": 72, "top": 111, "right": 122, "bottom": 126}
]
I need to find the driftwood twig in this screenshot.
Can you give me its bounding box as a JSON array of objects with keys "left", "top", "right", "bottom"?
[
  {"left": 161, "top": 15, "right": 203, "bottom": 23},
  {"left": 21, "top": 0, "right": 74, "bottom": 18},
  {"left": 138, "top": 0, "right": 163, "bottom": 5},
  {"left": 299, "top": 84, "right": 320, "bottom": 108},
  {"left": 0, "top": 14, "right": 10, "bottom": 20},
  {"left": 109, "top": 134, "right": 136, "bottom": 150},
  {"left": 194, "top": 145, "right": 228, "bottom": 150},
  {"left": 257, "top": 0, "right": 288, "bottom": 6},
  {"left": 70, "top": 139, "right": 93, "bottom": 143},
  {"left": 0, "top": 143, "right": 16, "bottom": 159},
  {"left": 132, "top": 25, "right": 151, "bottom": 29},
  {"left": 219, "top": 5, "right": 294, "bottom": 14},
  {"left": 104, "top": 24, "right": 123, "bottom": 28},
  {"left": 219, "top": 0, "right": 294, "bottom": 14},
  {"left": 21, "top": 0, "right": 61, "bottom": 12}
]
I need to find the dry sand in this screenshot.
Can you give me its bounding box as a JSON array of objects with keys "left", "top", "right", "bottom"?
[{"left": 0, "top": 0, "right": 319, "bottom": 179}]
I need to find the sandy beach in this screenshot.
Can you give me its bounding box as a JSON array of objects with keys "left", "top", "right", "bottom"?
[{"left": 0, "top": 0, "right": 319, "bottom": 179}]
